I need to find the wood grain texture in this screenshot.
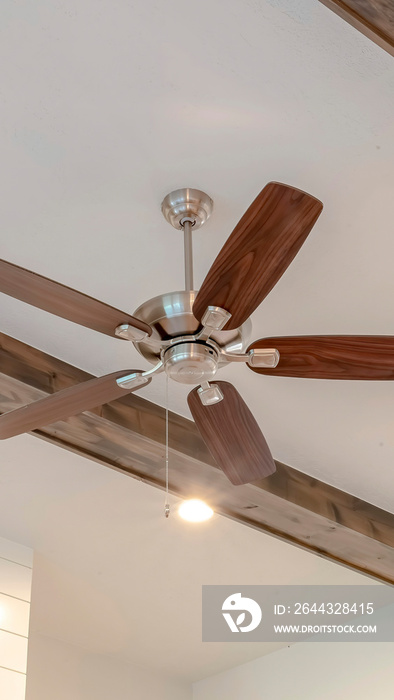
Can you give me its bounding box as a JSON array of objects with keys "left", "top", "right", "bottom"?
[
  {"left": 319, "top": 0, "right": 394, "bottom": 56},
  {"left": 0, "top": 258, "right": 152, "bottom": 338},
  {"left": 0, "top": 370, "right": 150, "bottom": 439},
  {"left": 188, "top": 381, "right": 276, "bottom": 484},
  {"left": 193, "top": 183, "right": 323, "bottom": 330},
  {"left": 248, "top": 336, "right": 394, "bottom": 379},
  {"left": 1, "top": 332, "right": 394, "bottom": 583}
]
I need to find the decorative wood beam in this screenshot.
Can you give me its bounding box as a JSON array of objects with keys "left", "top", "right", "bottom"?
[
  {"left": 0, "top": 332, "right": 393, "bottom": 584},
  {"left": 318, "top": 0, "right": 394, "bottom": 57}
]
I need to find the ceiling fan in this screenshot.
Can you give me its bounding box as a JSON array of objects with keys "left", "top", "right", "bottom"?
[{"left": 1, "top": 182, "right": 393, "bottom": 485}]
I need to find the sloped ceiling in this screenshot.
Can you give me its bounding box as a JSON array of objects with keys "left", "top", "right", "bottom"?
[{"left": 0, "top": 0, "right": 394, "bottom": 681}]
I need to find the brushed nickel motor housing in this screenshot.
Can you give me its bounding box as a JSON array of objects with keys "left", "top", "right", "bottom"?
[
  {"left": 133, "top": 192, "right": 251, "bottom": 383},
  {"left": 132, "top": 291, "right": 252, "bottom": 366},
  {"left": 163, "top": 342, "right": 219, "bottom": 384}
]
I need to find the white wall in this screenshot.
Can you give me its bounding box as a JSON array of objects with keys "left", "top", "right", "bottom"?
[
  {"left": 0, "top": 536, "right": 33, "bottom": 700},
  {"left": 193, "top": 642, "right": 394, "bottom": 700},
  {"left": 26, "top": 633, "right": 192, "bottom": 700}
]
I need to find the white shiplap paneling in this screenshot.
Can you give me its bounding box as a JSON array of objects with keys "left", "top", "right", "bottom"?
[
  {"left": 0, "top": 559, "right": 32, "bottom": 602},
  {"left": 0, "top": 538, "right": 32, "bottom": 699},
  {"left": 0, "top": 629, "right": 28, "bottom": 674},
  {"left": 0, "top": 667, "right": 26, "bottom": 700},
  {"left": 0, "top": 594, "right": 30, "bottom": 637}
]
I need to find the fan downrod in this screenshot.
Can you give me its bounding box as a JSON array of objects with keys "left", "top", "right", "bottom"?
[{"left": 161, "top": 188, "right": 213, "bottom": 293}]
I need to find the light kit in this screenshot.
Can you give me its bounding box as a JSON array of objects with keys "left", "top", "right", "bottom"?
[{"left": 178, "top": 499, "right": 214, "bottom": 523}]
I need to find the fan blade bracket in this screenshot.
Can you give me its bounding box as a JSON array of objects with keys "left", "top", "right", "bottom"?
[
  {"left": 201, "top": 306, "right": 232, "bottom": 331},
  {"left": 116, "top": 373, "right": 150, "bottom": 390},
  {"left": 197, "top": 381, "right": 224, "bottom": 406},
  {"left": 116, "top": 360, "right": 164, "bottom": 389},
  {"left": 115, "top": 323, "right": 150, "bottom": 342},
  {"left": 247, "top": 348, "right": 280, "bottom": 368},
  {"left": 197, "top": 306, "right": 232, "bottom": 342},
  {"left": 219, "top": 347, "right": 280, "bottom": 367}
]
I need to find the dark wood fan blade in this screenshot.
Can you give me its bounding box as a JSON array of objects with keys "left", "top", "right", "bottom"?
[
  {"left": 187, "top": 381, "right": 276, "bottom": 485},
  {"left": 193, "top": 183, "right": 323, "bottom": 330},
  {"left": 0, "top": 259, "right": 152, "bottom": 339},
  {"left": 0, "top": 370, "right": 150, "bottom": 439},
  {"left": 247, "top": 336, "right": 394, "bottom": 380}
]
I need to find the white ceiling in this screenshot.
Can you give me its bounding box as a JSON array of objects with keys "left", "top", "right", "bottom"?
[
  {"left": 0, "top": 434, "right": 373, "bottom": 682},
  {"left": 2, "top": 0, "right": 394, "bottom": 511},
  {"left": 0, "top": 0, "right": 393, "bottom": 683}
]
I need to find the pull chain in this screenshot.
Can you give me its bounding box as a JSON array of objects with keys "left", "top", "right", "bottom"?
[{"left": 164, "top": 373, "right": 170, "bottom": 518}]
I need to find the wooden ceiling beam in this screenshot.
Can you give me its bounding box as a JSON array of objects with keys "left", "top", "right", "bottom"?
[
  {"left": 0, "top": 332, "right": 393, "bottom": 584},
  {"left": 318, "top": 0, "right": 394, "bottom": 57}
]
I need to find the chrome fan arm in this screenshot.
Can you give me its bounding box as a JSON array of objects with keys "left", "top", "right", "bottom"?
[{"left": 116, "top": 360, "right": 164, "bottom": 388}]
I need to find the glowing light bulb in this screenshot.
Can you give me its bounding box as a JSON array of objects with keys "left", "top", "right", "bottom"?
[{"left": 178, "top": 499, "right": 214, "bottom": 522}]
